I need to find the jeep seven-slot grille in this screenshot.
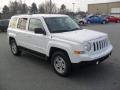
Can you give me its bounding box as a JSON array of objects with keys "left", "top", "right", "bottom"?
[{"left": 93, "top": 39, "right": 108, "bottom": 51}]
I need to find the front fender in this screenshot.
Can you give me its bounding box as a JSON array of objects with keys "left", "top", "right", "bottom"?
[{"left": 46, "top": 41, "right": 72, "bottom": 57}]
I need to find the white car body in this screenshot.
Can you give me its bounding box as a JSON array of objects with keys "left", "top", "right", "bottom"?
[{"left": 8, "top": 14, "right": 113, "bottom": 63}]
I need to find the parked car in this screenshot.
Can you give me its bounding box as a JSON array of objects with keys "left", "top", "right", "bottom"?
[
  {"left": 75, "top": 18, "right": 87, "bottom": 26},
  {"left": 86, "top": 15, "right": 107, "bottom": 24},
  {"left": 0, "top": 19, "right": 9, "bottom": 32},
  {"left": 74, "top": 16, "right": 87, "bottom": 26},
  {"left": 104, "top": 16, "right": 120, "bottom": 23},
  {"left": 8, "top": 14, "right": 113, "bottom": 77}
]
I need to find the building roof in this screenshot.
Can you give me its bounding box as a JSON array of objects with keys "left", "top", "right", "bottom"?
[{"left": 88, "top": 1, "right": 120, "bottom": 5}]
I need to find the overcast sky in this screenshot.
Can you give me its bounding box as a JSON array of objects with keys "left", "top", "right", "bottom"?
[{"left": 0, "top": 0, "right": 120, "bottom": 12}]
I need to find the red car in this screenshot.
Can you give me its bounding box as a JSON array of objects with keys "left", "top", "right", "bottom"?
[{"left": 106, "top": 16, "right": 120, "bottom": 23}]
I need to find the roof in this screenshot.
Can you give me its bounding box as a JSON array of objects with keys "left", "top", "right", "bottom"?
[
  {"left": 88, "top": 1, "right": 120, "bottom": 5},
  {"left": 12, "top": 14, "right": 68, "bottom": 18}
]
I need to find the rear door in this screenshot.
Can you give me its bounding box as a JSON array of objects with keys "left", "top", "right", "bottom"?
[
  {"left": 89, "top": 16, "right": 94, "bottom": 23},
  {"left": 109, "top": 16, "right": 114, "bottom": 22},
  {"left": 94, "top": 16, "right": 101, "bottom": 23},
  {"left": 16, "top": 18, "right": 29, "bottom": 47}
]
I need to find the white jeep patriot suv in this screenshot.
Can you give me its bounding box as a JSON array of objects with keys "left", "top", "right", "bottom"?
[{"left": 8, "top": 14, "right": 113, "bottom": 76}]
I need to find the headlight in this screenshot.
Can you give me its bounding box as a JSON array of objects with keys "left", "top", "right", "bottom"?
[{"left": 83, "top": 42, "right": 91, "bottom": 51}]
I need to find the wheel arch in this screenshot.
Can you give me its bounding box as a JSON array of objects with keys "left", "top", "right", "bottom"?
[
  {"left": 9, "top": 37, "right": 15, "bottom": 45},
  {"left": 49, "top": 47, "right": 70, "bottom": 62}
]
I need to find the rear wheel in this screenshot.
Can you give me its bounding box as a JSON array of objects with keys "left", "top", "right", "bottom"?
[
  {"left": 79, "top": 21, "right": 84, "bottom": 26},
  {"left": 10, "top": 39, "right": 22, "bottom": 56},
  {"left": 116, "top": 20, "right": 120, "bottom": 23},
  {"left": 87, "top": 20, "right": 91, "bottom": 24},
  {"left": 51, "top": 51, "right": 72, "bottom": 77},
  {"left": 102, "top": 20, "right": 107, "bottom": 24}
]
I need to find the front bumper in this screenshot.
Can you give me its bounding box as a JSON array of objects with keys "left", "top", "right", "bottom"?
[
  {"left": 69, "top": 45, "right": 113, "bottom": 63},
  {"left": 80, "top": 51, "right": 112, "bottom": 64}
]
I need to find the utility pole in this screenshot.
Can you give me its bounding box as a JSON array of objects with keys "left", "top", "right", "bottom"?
[
  {"left": 72, "top": 3, "right": 75, "bottom": 18},
  {"left": 72, "top": 3, "right": 75, "bottom": 13},
  {"left": 50, "top": 0, "right": 52, "bottom": 14}
]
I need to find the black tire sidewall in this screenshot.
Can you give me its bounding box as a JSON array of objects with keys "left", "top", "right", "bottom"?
[
  {"left": 51, "top": 51, "right": 72, "bottom": 77},
  {"left": 102, "top": 20, "right": 106, "bottom": 24},
  {"left": 87, "top": 20, "right": 90, "bottom": 24},
  {"left": 79, "top": 21, "right": 84, "bottom": 25},
  {"left": 10, "top": 39, "right": 21, "bottom": 56},
  {"left": 117, "top": 20, "right": 120, "bottom": 23}
]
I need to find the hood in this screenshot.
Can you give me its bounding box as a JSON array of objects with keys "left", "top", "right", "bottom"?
[{"left": 52, "top": 29, "right": 107, "bottom": 43}]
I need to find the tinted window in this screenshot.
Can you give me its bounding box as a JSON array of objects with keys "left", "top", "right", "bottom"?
[
  {"left": 9, "top": 18, "right": 18, "bottom": 28},
  {"left": 28, "top": 19, "right": 44, "bottom": 31},
  {"left": 17, "top": 18, "right": 27, "bottom": 30},
  {"left": 89, "top": 16, "right": 94, "bottom": 18},
  {"left": 94, "top": 16, "right": 98, "bottom": 18}
]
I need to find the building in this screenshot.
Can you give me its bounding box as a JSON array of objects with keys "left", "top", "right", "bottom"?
[{"left": 88, "top": 1, "right": 120, "bottom": 17}]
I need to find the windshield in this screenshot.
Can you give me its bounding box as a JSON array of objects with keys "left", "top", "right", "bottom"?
[{"left": 44, "top": 16, "right": 81, "bottom": 33}]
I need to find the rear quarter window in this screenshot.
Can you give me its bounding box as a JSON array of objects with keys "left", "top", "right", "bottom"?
[
  {"left": 9, "top": 18, "right": 18, "bottom": 28},
  {"left": 17, "top": 18, "right": 28, "bottom": 30}
]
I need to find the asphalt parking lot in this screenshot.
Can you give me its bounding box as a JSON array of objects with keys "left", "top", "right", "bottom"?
[{"left": 0, "top": 23, "right": 120, "bottom": 90}]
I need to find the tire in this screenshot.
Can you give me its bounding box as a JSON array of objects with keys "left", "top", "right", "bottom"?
[
  {"left": 51, "top": 51, "right": 72, "bottom": 77},
  {"left": 116, "top": 20, "right": 120, "bottom": 23},
  {"left": 79, "top": 21, "right": 84, "bottom": 26},
  {"left": 10, "top": 39, "right": 22, "bottom": 56},
  {"left": 102, "top": 20, "right": 106, "bottom": 24},
  {"left": 87, "top": 20, "right": 91, "bottom": 24}
]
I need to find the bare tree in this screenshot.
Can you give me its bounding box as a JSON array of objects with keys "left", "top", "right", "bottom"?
[
  {"left": 38, "top": 3, "right": 45, "bottom": 14},
  {"left": 1, "top": 5, "right": 10, "bottom": 19},
  {"left": 60, "top": 4, "right": 66, "bottom": 14},
  {"left": 21, "top": 3, "right": 28, "bottom": 14},
  {"left": 30, "top": 3, "right": 38, "bottom": 14},
  {"left": 2, "top": 5, "right": 9, "bottom": 14},
  {"left": 38, "top": 1, "right": 58, "bottom": 14},
  {"left": 9, "top": 1, "right": 22, "bottom": 14}
]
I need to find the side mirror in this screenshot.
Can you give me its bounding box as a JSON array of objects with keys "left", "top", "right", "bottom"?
[{"left": 34, "top": 28, "right": 46, "bottom": 35}]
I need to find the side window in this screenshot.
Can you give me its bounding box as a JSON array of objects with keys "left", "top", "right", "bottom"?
[
  {"left": 90, "top": 16, "right": 94, "bottom": 19},
  {"left": 28, "top": 18, "right": 44, "bottom": 31},
  {"left": 94, "top": 16, "right": 98, "bottom": 19},
  {"left": 9, "top": 18, "right": 18, "bottom": 28},
  {"left": 17, "top": 18, "right": 27, "bottom": 30}
]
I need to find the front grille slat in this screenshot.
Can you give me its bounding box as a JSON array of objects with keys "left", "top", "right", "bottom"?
[
  {"left": 102, "top": 40, "right": 104, "bottom": 48},
  {"left": 99, "top": 41, "right": 101, "bottom": 49},
  {"left": 93, "top": 38, "right": 108, "bottom": 52},
  {"left": 96, "top": 42, "right": 99, "bottom": 50},
  {"left": 93, "top": 42, "right": 96, "bottom": 51}
]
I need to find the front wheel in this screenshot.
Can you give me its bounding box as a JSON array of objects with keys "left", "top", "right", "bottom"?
[
  {"left": 10, "top": 39, "right": 22, "bottom": 56},
  {"left": 51, "top": 51, "right": 72, "bottom": 77}
]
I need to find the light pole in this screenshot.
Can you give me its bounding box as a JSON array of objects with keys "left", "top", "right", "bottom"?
[
  {"left": 72, "top": 3, "right": 75, "bottom": 13},
  {"left": 72, "top": 3, "right": 75, "bottom": 18},
  {"left": 50, "top": 0, "right": 52, "bottom": 14}
]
